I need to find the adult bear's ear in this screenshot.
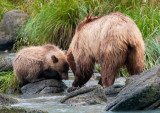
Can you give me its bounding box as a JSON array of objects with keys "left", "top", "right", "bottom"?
[{"left": 51, "top": 55, "right": 58, "bottom": 63}]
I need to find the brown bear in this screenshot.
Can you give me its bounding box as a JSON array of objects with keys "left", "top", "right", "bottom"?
[
  {"left": 67, "top": 12, "right": 145, "bottom": 92},
  {"left": 13, "top": 44, "right": 69, "bottom": 87}
]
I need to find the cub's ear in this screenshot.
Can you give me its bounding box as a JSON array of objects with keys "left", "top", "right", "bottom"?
[{"left": 51, "top": 55, "right": 58, "bottom": 63}]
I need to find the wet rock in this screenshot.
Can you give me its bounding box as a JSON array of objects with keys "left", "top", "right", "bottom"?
[
  {"left": 21, "top": 79, "right": 67, "bottom": 95},
  {"left": 60, "top": 85, "right": 107, "bottom": 105},
  {"left": 0, "top": 10, "right": 29, "bottom": 50},
  {"left": 105, "top": 64, "right": 160, "bottom": 111},
  {"left": 92, "top": 73, "right": 101, "bottom": 81},
  {"left": 104, "top": 86, "right": 124, "bottom": 96},
  {"left": 125, "top": 74, "right": 139, "bottom": 86},
  {"left": 0, "top": 105, "right": 48, "bottom": 113},
  {"left": 0, "top": 93, "right": 18, "bottom": 105},
  {"left": 114, "top": 77, "right": 126, "bottom": 87}
]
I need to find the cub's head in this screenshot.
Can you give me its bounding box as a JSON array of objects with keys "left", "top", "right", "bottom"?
[{"left": 48, "top": 51, "right": 69, "bottom": 80}]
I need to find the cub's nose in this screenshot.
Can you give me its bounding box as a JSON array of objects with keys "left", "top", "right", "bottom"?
[{"left": 62, "top": 73, "right": 68, "bottom": 80}]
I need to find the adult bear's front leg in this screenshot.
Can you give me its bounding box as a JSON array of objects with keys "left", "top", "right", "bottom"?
[{"left": 67, "top": 56, "right": 95, "bottom": 92}]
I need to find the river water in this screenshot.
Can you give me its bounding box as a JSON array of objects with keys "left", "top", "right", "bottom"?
[
  {"left": 11, "top": 94, "right": 160, "bottom": 113},
  {"left": 12, "top": 94, "right": 106, "bottom": 113},
  {"left": 11, "top": 80, "right": 160, "bottom": 113},
  {"left": 11, "top": 80, "right": 107, "bottom": 113}
]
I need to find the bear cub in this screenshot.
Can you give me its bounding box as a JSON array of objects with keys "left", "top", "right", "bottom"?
[{"left": 13, "top": 44, "right": 69, "bottom": 87}]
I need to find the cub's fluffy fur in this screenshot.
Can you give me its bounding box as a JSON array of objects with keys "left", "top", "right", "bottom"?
[{"left": 14, "top": 44, "right": 69, "bottom": 87}]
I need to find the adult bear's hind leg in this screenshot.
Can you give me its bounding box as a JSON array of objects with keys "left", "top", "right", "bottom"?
[
  {"left": 100, "top": 49, "right": 126, "bottom": 88},
  {"left": 126, "top": 46, "right": 145, "bottom": 75}
]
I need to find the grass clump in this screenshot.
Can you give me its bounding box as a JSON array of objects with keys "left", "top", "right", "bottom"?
[
  {"left": 0, "top": 71, "right": 20, "bottom": 94},
  {"left": 0, "top": 0, "right": 15, "bottom": 21},
  {"left": 145, "top": 38, "right": 160, "bottom": 70},
  {"left": 23, "top": 0, "right": 81, "bottom": 49}
]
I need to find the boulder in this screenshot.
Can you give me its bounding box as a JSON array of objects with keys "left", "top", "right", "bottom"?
[
  {"left": 0, "top": 31, "right": 13, "bottom": 50},
  {"left": 0, "top": 93, "right": 18, "bottom": 105},
  {"left": 60, "top": 85, "right": 107, "bottom": 105},
  {"left": 0, "top": 10, "right": 29, "bottom": 50},
  {"left": 104, "top": 77, "right": 126, "bottom": 96},
  {"left": 104, "top": 85, "right": 124, "bottom": 96},
  {"left": 0, "top": 105, "right": 48, "bottom": 113},
  {"left": 0, "top": 57, "right": 13, "bottom": 71},
  {"left": 105, "top": 64, "right": 160, "bottom": 111},
  {"left": 21, "top": 79, "right": 67, "bottom": 95}
]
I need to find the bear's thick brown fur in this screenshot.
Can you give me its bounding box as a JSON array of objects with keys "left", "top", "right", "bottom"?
[
  {"left": 13, "top": 44, "right": 69, "bottom": 87},
  {"left": 67, "top": 12, "right": 145, "bottom": 91}
]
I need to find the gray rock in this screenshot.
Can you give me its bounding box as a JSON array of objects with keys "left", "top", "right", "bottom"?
[
  {"left": 0, "top": 57, "right": 13, "bottom": 71},
  {"left": 0, "top": 105, "right": 48, "bottom": 113},
  {"left": 104, "top": 86, "right": 124, "bottom": 96},
  {"left": 0, "top": 52, "right": 15, "bottom": 71},
  {"left": 92, "top": 73, "right": 101, "bottom": 80},
  {"left": 0, "top": 93, "right": 18, "bottom": 105},
  {"left": 105, "top": 64, "right": 160, "bottom": 111},
  {"left": 114, "top": 77, "right": 126, "bottom": 87},
  {"left": 0, "top": 10, "right": 29, "bottom": 50},
  {"left": 60, "top": 85, "right": 107, "bottom": 105},
  {"left": 0, "top": 31, "right": 13, "bottom": 50},
  {"left": 39, "top": 87, "right": 65, "bottom": 94},
  {"left": 21, "top": 79, "right": 67, "bottom": 95}
]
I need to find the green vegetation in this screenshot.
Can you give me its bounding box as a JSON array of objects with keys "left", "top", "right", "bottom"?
[
  {"left": 0, "top": 0, "right": 160, "bottom": 92},
  {"left": 145, "top": 38, "right": 160, "bottom": 70},
  {"left": 0, "top": 71, "right": 20, "bottom": 93},
  {"left": 22, "top": 0, "right": 160, "bottom": 48}
]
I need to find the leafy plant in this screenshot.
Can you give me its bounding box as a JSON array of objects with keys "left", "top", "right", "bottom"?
[{"left": 0, "top": 71, "right": 20, "bottom": 94}]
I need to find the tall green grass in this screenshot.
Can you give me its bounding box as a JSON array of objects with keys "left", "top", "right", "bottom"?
[
  {"left": 0, "top": 0, "right": 15, "bottom": 21},
  {"left": 23, "top": 0, "right": 81, "bottom": 48},
  {"left": 145, "top": 38, "right": 160, "bottom": 70},
  {"left": 21, "top": 0, "right": 160, "bottom": 49}
]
